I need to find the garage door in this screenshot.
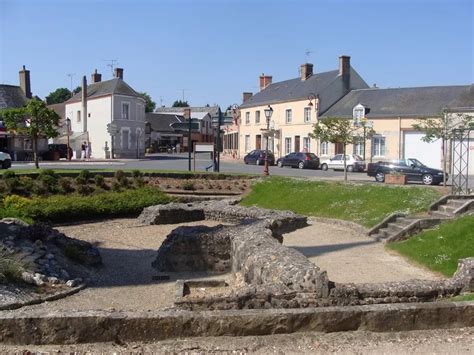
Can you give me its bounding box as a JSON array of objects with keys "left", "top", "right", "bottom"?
[{"left": 404, "top": 131, "right": 442, "bottom": 169}]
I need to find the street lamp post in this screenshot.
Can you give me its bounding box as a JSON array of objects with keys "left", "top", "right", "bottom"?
[
  {"left": 263, "top": 105, "right": 273, "bottom": 176},
  {"left": 66, "top": 117, "right": 71, "bottom": 161}
]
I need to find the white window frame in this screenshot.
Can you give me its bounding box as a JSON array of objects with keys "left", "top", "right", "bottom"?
[
  {"left": 304, "top": 107, "right": 311, "bottom": 123},
  {"left": 353, "top": 137, "right": 364, "bottom": 156},
  {"left": 372, "top": 136, "right": 386, "bottom": 157},
  {"left": 245, "top": 112, "right": 250, "bottom": 124},
  {"left": 285, "top": 109, "right": 292, "bottom": 124},
  {"left": 285, "top": 137, "right": 292, "bottom": 155},
  {"left": 303, "top": 137, "right": 311, "bottom": 152},
  {"left": 320, "top": 141, "right": 329, "bottom": 156},
  {"left": 245, "top": 135, "right": 250, "bottom": 152},
  {"left": 255, "top": 110, "right": 260, "bottom": 124},
  {"left": 122, "top": 102, "right": 130, "bottom": 120}
]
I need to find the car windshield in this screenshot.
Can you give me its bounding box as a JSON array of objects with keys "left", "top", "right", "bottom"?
[
  {"left": 306, "top": 153, "right": 317, "bottom": 159},
  {"left": 407, "top": 158, "right": 426, "bottom": 168},
  {"left": 353, "top": 155, "right": 363, "bottom": 161}
]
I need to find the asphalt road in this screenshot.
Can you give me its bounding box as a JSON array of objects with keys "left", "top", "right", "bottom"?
[{"left": 9, "top": 152, "right": 473, "bottom": 187}]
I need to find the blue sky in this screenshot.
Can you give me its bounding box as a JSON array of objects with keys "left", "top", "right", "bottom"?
[{"left": 1, "top": 0, "right": 472, "bottom": 108}]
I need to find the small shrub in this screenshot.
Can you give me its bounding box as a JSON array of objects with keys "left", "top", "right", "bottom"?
[
  {"left": 182, "top": 181, "right": 196, "bottom": 191},
  {"left": 132, "top": 170, "right": 142, "bottom": 178},
  {"left": 59, "top": 177, "right": 75, "bottom": 194},
  {"left": 0, "top": 252, "right": 26, "bottom": 283},
  {"left": 19, "top": 176, "right": 35, "bottom": 195},
  {"left": 39, "top": 169, "right": 56, "bottom": 178},
  {"left": 133, "top": 176, "right": 145, "bottom": 188},
  {"left": 94, "top": 175, "right": 105, "bottom": 188},
  {"left": 79, "top": 170, "right": 91, "bottom": 181},
  {"left": 38, "top": 174, "right": 59, "bottom": 194},
  {"left": 112, "top": 181, "right": 121, "bottom": 192},
  {"left": 77, "top": 184, "right": 93, "bottom": 196},
  {"left": 32, "top": 183, "right": 48, "bottom": 196},
  {"left": 120, "top": 177, "right": 129, "bottom": 187},
  {"left": 75, "top": 176, "right": 87, "bottom": 186},
  {"left": 114, "top": 170, "right": 125, "bottom": 181},
  {"left": 3, "top": 195, "right": 31, "bottom": 210}
]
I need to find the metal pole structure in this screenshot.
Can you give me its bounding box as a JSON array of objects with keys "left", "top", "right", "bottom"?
[
  {"left": 263, "top": 105, "right": 273, "bottom": 176},
  {"left": 217, "top": 107, "right": 222, "bottom": 172},
  {"left": 184, "top": 108, "right": 192, "bottom": 171},
  {"left": 66, "top": 118, "right": 71, "bottom": 161},
  {"left": 362, "top": 124, "right": 366, "bottom": 162}
]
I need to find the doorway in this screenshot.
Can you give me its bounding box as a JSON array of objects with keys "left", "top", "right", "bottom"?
[
  {"left": 256, "top": 135, "right": 262, "bottom": 150},
  {"left": 294, "top": 136, "right": 300, "bottom": 152}
]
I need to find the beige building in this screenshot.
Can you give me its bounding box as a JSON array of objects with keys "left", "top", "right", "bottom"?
[
  {"left": 322, "top": 85, "right": 474, "bottom": 170},
  {"left": 238, "top": 56, "right": 369, "bottom": 160}
]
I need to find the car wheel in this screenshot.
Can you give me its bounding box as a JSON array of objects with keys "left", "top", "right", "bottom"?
[
  {"left": 277, "top": 161, "right": 283, "bottom": 168},
  {"left": 375, "top": 171, "right": 385, "bottom": 183},
  {"left": 298, "top": 161, "right": 305, "bottom": 169},
  {"left": 346, "top": 165, "right": 354, "bottom": 172},
  {"left": 321, "top": 163, "right": 328, "bottom": 171},
  {"left": 422, "top": 174, "right": 434, "bottom": 185}
]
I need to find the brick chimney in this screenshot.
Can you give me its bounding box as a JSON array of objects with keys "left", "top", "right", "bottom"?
[
  {"left": 300, "top": 63, "right": 313, "bottom": 81},
  {"left": 114, "top": 68, "right": 124, "bottom": 79},
  {"left": 259, "top": 74, "right": 272, "bottom": 91},
  {"left": 91, "top": 69, "right": 102, "bottom": 83},
  {"left": 19, "top": 65, "right": 32, "bottom": 99},
  {"left": 243, "top": 92, "right": 253, "bottom": 103},
  {"left": 339, "top": 55, "right": 351, "bottom": 91}
]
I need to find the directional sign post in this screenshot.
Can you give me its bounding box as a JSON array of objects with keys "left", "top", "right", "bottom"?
[{"left": 170, "top": 121, "right": 199, "bottom": 131}]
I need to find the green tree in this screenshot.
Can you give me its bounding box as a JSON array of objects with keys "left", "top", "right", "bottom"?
[
  {"left": 1, "top": 100, "right": 60, "bottom": 169},
  {"left": 172, "top": 100, "right": 190, "bottom": 107},
  {"left": 310, "top": 117, "right": 371, "bottom": 181},
  {"left": 46, "top": 88, "right": 71, "bottom": 104},
  {"left": 413, "top": 110, "right": 473, "bottom": 187},
  {"left": 138, "top": 92, "right": 156, "bottom": 112}
]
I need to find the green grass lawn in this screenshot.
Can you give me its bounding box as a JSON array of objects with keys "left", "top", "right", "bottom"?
[
  {"left": 445, "top": 293, "right": 474, "bottom": 302},
  {"left": 387, "top": 215, "right": 474, "bottom": 277},
  {"left": 240, "top": 177, "right": 442, "bottom": 227}
]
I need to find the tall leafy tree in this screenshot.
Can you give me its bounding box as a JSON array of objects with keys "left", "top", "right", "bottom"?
[
  {"left": 413, "top": 110, "right": 473, "bottom": 187},
  {"left": 46, "top": 87, "right": 71, "bottom": 104},
  {"left": 172, "top": 100, "right": 190, "bottom": 107},
  {"left": 1, "top": 100, "right": 60, "bottom": 169},
  {"left": 138, "top": 92, "right": 156, "bottom": 112},
  {"left": 310, "top": 117, "right": 372, "bottom": 181}
]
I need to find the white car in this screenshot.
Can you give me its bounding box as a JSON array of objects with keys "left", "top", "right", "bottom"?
[
  {"left": 0, "top": 151, "right": 12, "bottom": 169},
  {"left": 320, "top": 154, "right": 366, "bottom": 172}
]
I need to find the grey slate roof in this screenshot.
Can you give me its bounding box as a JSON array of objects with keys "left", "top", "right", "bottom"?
[
  {"left": 321, "top": 85, "right": 474, "bottom": 118},
  {"left": 239, "top": 68, "right": 369, "bottom": 113},
  {"left": 67, "top": 78, "right": 141, "bottom": 103},
  {"left": 154, "top": 106, "right": 220, "bottom": 117},
  {"left": 0, "top": 85, "right": 28, "bottom": 109},
  {"left": 145, "top": 113, "right": 184, "bottom": 133}
]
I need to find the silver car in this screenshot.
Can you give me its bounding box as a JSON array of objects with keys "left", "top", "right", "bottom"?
[{"left": 320, "top": 154, "right": 366, "bottom": 172}]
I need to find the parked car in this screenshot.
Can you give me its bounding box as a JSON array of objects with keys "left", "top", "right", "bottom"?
[
  {"left": 320, "top": 154, "right": 366, "bottom": 172},
  {"left": 367, "top": 158, "right": 448, "bottom": 185},
  {"left": 0, "top": 151, "right": 11, "bottom": 169},
  {"left": 42, "top": 144, "right": 72, "bottom": 161},
  {"left": 277, "top": 152, "right": 320, "bottom": 169},
  {"left": 243, "top": 149, "right": 275, "bottom": 166}
]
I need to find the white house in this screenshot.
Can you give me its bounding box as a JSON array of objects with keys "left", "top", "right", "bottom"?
[{"left": 64, "top": 68, "right": 146, "bottom": 159}]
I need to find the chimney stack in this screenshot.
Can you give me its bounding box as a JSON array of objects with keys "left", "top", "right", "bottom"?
[
  {"left": 91, "top": 69, "right": 102, "bottom": 83},
  {"left": 259, "top": 74, "right": 272, "bottom": 91},
  {"left": 19, "top": 65, "right": 32, "bottom": 99},
  {"left": 300, "top": 63, "right": 313, "bottom": 81},
  {"left": 81, "top": 76, "right": 88, "bottom": 133},
  {"left": 339, "top": 55, "right": 351, "bottom": 91},
  {"left": 243, "top": 92, "right": 253, "bottom": 103},
  {"left": 114, "top": 68, "right": 124, "bottom": 79}
]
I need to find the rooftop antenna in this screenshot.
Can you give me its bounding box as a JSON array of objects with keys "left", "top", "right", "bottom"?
[
  {"left": 180, "top": 89, "right": 190, "bottom": 102},
  {"left": 67, "top": 73, "right": 75, "bottom": 97},
  {"left": 159, "top": 96, "right": 163, "bottom": 107},
  {"left": 305, "top": 49, "right": 314, "bottom": 62},
  {"left": 102, "top": 59, "right": 119, "bottom": 76}
]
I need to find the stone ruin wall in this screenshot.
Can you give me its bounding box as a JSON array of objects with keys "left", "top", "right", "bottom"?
[{"left": 139, "top": 200, "right": 474, "bottom": 311}]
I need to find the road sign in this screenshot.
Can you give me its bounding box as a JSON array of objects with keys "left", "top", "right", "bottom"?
[
  {"left": 211, "top": 116, "right": 234, "bottom": 127},
  {"left": 170, "top": 122, "right": 199, "bottom": 131},
  {"left": 107, "top": 122, "right": 119, "bottom": 136}
]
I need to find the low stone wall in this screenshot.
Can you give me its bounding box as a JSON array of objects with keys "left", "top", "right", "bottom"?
[{"left": 0, "top": 302, "right": 472, "bottom": 344}]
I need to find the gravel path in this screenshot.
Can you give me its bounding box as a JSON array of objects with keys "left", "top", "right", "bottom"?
[
  {"left": 21, "top": 219, "right": 227, "bottom": 312},
  {"left": 283, "top": 217, "right": 441, "bottom": 283}
]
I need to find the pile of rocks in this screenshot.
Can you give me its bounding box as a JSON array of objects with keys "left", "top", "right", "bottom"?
[{"left": 0, "top": 218, "right": 101, "bottom": 290}]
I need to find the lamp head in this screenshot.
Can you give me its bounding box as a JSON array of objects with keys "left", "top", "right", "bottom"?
[{"left": 264, "top": 105, "right": 273, "bottom": 120}]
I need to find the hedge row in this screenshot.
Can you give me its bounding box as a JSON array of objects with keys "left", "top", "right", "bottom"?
[{"left": 1, "top": 187, "right": 173, "bottom": 223}]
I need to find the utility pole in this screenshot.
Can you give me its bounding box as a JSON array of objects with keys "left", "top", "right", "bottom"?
[
  {"left": 214, "top": 107, "right": 222, "bottom": 172},
  {"left": 67, "top": 73, "right": 75, "bottom": 98},
  {"left": 184, "top": 108, "right": 192, "bottom": 171}
]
